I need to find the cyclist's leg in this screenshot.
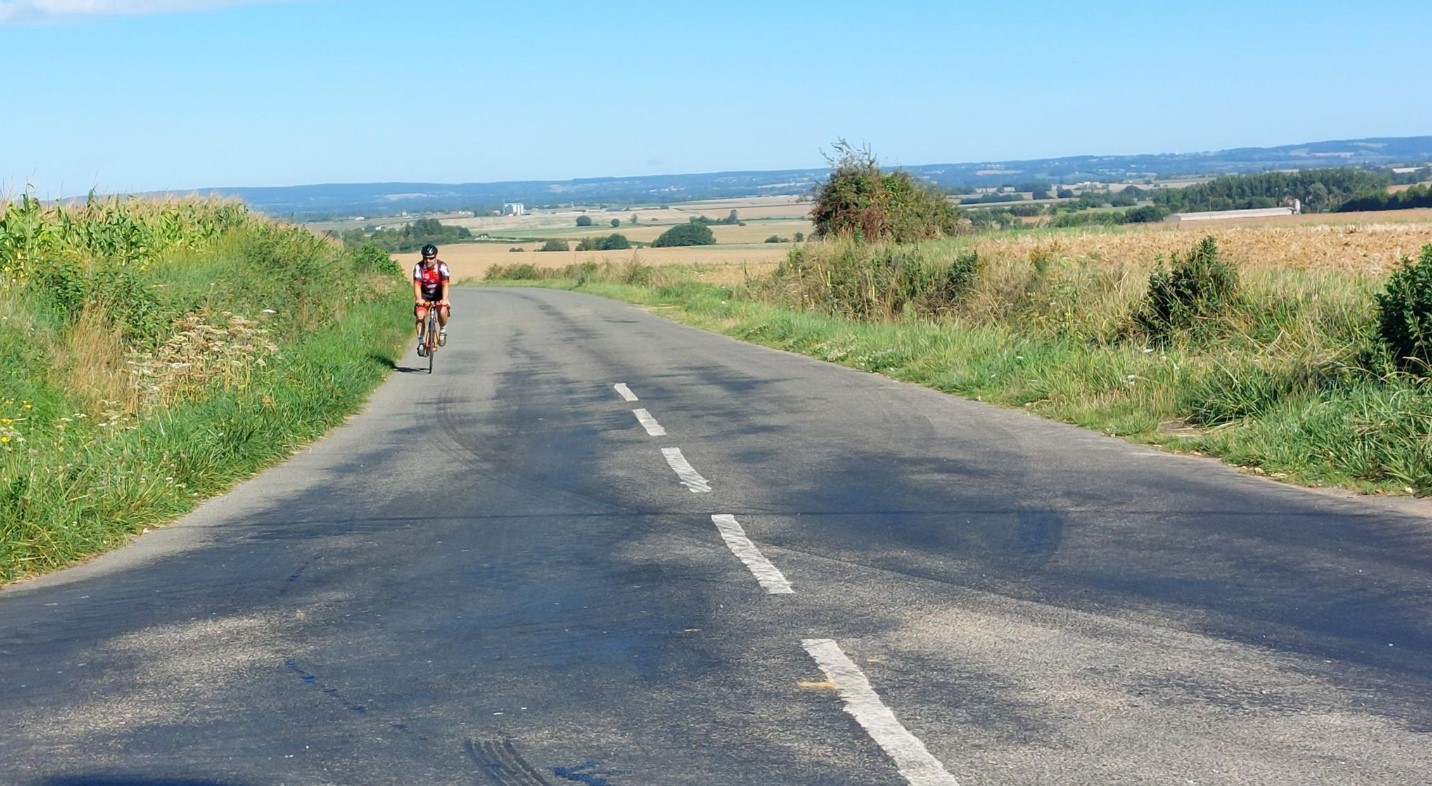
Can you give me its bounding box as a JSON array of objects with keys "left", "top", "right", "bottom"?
[
  {"left": 437, "top": 303, "right": 450, "bottom": 345},
  {"left": 415, "top": 303, "right": 429, "bottom": 354}
]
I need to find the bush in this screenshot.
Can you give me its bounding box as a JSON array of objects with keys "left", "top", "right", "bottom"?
[
  {"left": 1376, "top": 244, "right": 1432, "bottom": 371},
  {"left": 350, "top": 242, "right": 401, "bottom": 276},
  {"left": 652, "top": 222, "right": 715, "bottom": 247},
  {"left": 538, "top": 239, "right": 569, "bottom": 252},
  {"left": 810, "top": 141, "right": 963, "bottom": 242},
  {"left": 1134, "top": 236, "right": 1240, "bottom": 343},
  {"left": 575, "top": 234, "right": 633, "bottom": 251},
  {"left": 610, "top": 218, "right": 620, "bottom": 228},
  {"left": 575, "top": 215, "right": 593, "bottom": 227}
]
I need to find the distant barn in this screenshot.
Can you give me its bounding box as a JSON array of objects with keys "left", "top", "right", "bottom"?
[{"left": 1164, "top": 202, "right": 1300, "bottom": 223}]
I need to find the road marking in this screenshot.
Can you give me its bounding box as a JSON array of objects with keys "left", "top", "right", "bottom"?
[
  {"left": 661, "top": 448, "right": 711, "bottom": 493},
  {"left": 614, "top": 383, "right": 638, "bottom": 402},
  {"left": 633, "top": 408, "right": 667, "bottom": 436},
  {"left": 711, "top": 515, "right": 793, "bottom": 594},
  {"left": 802, "top": 639, "right": 960, "bottom": 786}
]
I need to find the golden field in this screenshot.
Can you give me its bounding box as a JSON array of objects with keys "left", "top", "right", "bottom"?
[
  {"left": 397, "top": 243, "right": 791, "bottom": 285},
  {"left": 980, "top": 210, "right": 1432, "bottom": 275}
]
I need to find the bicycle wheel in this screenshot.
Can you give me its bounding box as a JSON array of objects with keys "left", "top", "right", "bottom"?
[{"left": 425, "top": 310, "right": 438, "bottom": 374}]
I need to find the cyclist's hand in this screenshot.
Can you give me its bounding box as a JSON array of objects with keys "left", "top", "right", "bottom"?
[{"left": 439, "top": 299, "right": 450, "bottom": 307}]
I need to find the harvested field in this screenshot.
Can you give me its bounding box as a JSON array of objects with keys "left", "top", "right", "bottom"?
[
  {"left": 398, "top": 243, "right": 788, "bottom": 285},
  {"left": 968, "top": 212, "right": 1432, "bottom": 275}
]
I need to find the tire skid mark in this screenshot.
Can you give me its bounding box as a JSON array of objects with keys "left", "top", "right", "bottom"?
[{"left": 467, "top": 738, "right": 554, "bottom": 786}]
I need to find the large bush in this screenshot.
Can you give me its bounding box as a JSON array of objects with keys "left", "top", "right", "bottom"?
[
  {"left": 1134, "top": 236, "right": 1240, "bottom": 343},
  {"left": 809, "top": 142, "right": 963, "bottom": 242},
  {"left": 1376, "top": 244, "right": 1432, "bottom": 371},
  {"left": 652, "top": 222, "right": 715, "bottom": 247}
]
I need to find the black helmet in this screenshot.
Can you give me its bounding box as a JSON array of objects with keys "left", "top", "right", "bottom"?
[{"left": 420, "top": 243, "right": 438, "bottom": 258}]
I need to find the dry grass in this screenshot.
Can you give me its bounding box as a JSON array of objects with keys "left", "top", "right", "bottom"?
[{"left": 53, "top": 309, "right": 135, "bottom": 414}]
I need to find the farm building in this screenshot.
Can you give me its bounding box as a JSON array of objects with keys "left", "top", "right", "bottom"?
[{"left": 1164, "top": 205, "right": 1297, "bottom": 223}]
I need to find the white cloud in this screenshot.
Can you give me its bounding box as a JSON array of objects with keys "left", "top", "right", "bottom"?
[{"left": 0, "top": 0, "right": 286, "bottom": 24}]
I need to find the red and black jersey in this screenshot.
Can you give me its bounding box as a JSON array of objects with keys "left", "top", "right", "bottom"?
[{"left": 413, "top": 260, "right": 450, "bottom": 301}]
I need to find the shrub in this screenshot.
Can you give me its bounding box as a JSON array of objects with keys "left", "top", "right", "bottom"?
[
  {"left": 600, "top": 234, "right": 631, "bottom": 250},
  {"left": 809, "top": 141, "right": 963, "bottom": 242},
  {"left": 1376, "top": 244, "right": 1432, "bottom": 371},
  {"left": 575, "top": 215, "right": 593, "bottom": 227},
  {"left": 610, "top": 218, "right": 620, "bottom": 228},
  {"left": 350, "top": 241, "right": 401, "bottom": 276},
  {"left": 1134, "top": 236, "right": 1240, "bottom": 343},
  {"left": 652, "top": 222, "right": 715, "bottom": 247},
  {"left": 538, "top": 239, "right": 569, "bottom": 252}
]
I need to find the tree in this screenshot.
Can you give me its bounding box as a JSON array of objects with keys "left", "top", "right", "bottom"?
[
  {"left": 610, "top": 218, "right": 620, "bottom": 228},
  {"left": 809, "top": 141, "right": 963, "bottom": 242},
  {"left": 793, "top": 231, "right": 805, "bottom": 242},
  {"left": 576, "top": 214, "right": 594, "bottom": 227},
  {"left": 652, "top": 222, "right": 715, "bottom": 247},
  {"left": 538, "top": 239, "right": 568, "bottom": 252},
  {"left": 599, "top": 234, "right": 631, "bottom": 250}
]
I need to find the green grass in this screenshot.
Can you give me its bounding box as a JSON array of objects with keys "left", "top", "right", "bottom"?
[{"left": 1, "top": 199, "right": 409, "bottom": 583}]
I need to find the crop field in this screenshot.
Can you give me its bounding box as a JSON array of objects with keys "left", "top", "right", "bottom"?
[
  {"left": 971, "top": 211, "right": 1432, "bottom": 275},
  {"left": 399, "top": 243, "right": 791, "bottom": 285}
]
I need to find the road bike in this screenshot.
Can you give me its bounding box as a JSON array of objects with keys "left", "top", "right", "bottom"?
[{"left": 418, "top": 301, "right": 445, "bottom": 374}]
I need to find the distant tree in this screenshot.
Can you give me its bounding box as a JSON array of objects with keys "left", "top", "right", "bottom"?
[
  {"left": 576, "top": 214, "right": 594, "bottom": 227},
  {"left": 538, "top": 239, "right": 569, "bottom": 252},
  {"left": 610, "top": 218, "right": 620, "bottom": 228},
  {"left": 599, "top": 233, "right": 631, "bottom": 250},
  {"left": 1124, "top": 205, "right": 1169, "bottom": 223},
  {"left": 652, "top": 222, "right": 716, "bottom": 247},
  {"left": 630, "top": 213, "right": 639, "bottom": 223},
  {"left": 725, "top": 209, "right": 740, "bottom": 225},
  {"left": 1056, "top": 187, "right": 1076, "bottom": 199},
  {"left": 793, "top": 231, "right": 805, "bottom": 242}
]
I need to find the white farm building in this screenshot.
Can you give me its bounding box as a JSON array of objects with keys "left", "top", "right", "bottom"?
[{"left": 1164, "top": 199, "right": 1301, "bottom": 224}]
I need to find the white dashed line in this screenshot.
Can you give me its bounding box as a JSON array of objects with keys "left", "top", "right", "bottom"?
[
  {"left": 802, "top": 639, "right": 960, "bottom": 786},
  {"left": 614, "top": 383, "right": 638, "bottom": 402},
  {"left": 661, "top": 448, "right": 711, "bottom": 493},
  {"left": 633, "top": 408, "right": 667, "bottom": 436},
  {"left": 711, "top": 515, "right": 793, "bottom": 594}
]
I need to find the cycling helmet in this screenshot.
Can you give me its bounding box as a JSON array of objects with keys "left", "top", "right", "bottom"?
[{"left": 420, "top": 243, "right": 438, "bottom": 258}]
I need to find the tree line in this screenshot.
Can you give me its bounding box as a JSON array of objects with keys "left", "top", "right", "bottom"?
[
  {"left": 335, "top": 218, "right": 472, "bottom": 252},
  {"left": 1151, "top": 168, "right": 1390, "bottom": 213}
]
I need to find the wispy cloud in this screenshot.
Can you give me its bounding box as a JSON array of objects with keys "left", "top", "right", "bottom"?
[{"left": 0, "top": 0, "right": 286, "bottom": 24}]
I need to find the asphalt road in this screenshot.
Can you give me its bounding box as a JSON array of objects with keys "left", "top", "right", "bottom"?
[{"left": 3, "top": 287, "right": 1430, "bottom": 786}]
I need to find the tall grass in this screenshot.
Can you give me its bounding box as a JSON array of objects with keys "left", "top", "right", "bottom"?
[{"left": 0, "top": 196, "right": 408, "bottom": 583}]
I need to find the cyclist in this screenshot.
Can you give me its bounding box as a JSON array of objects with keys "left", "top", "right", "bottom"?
[{"left": 413, "top": 243, "right": 451, "bottom": 356}]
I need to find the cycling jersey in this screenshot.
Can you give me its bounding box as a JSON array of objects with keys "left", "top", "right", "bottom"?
[{"left": 413, "top": 259, "right": 451, "bottom": 301}]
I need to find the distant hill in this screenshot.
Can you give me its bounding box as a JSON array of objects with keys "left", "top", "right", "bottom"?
[{"left": 185, "top": 136, "right": 1432, "bottom": 219}]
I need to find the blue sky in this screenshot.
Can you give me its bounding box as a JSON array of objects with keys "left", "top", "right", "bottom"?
[{"left": 2, "top": 0, "right": 1429, "bottom": 197}]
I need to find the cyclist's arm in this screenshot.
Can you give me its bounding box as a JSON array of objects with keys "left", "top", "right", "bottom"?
[
  {"left": 439, "top": 280, "right": 450, "bottom": 306},
  {"left": 412, "top": 277, "right": 425, "bottom": 303}
]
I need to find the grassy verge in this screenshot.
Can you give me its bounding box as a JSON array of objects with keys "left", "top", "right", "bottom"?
[
  {"left": 1, "top": 197, "right": 409, "bottom": 584},
  {"left": 483, "top": 232, "right": 1432, "bottom": 497}
]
